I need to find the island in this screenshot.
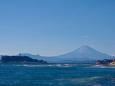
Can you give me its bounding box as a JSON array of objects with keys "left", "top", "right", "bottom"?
[
  {"left": 96, "top": 59, "right": 115, "bottom": 66},
  {"left": 0, "top": 56, "right": 47, "bottom": 63}
]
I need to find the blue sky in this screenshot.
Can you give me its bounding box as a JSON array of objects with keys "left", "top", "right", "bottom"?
[{"left": 0, "top": 0, "right": 115, "bottom": 56}]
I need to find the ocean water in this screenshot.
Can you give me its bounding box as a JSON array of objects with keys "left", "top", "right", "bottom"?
[{"left": 0, "top": 63, "right": 115, "bottom": 86}]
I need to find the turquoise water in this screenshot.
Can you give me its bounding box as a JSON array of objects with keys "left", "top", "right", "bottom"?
[{"left": 0, "top": 63, "right": 115, "bottom": 86}]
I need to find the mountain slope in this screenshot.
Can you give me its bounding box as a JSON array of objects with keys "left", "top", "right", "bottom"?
[{"left": 52, "top": 46, "right": 113, "bottom": 60}]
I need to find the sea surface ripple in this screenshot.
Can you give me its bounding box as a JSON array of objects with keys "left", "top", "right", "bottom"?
[{"left": 0, "top": 63, "right": 115, "bottom": 86}]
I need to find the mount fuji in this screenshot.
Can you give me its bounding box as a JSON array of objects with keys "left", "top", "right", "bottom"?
[{"left": 52, "top": 46, "right": 113, "bottom": 60}]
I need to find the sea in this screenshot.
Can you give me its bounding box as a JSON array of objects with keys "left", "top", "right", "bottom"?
[{"left": 0, "top": 63, "right": 115, "bottom": 86}]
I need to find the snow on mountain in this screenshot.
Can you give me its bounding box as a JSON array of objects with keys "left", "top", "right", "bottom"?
[{"left": 51, "top": 46, "right": 113, "bottom": 60}]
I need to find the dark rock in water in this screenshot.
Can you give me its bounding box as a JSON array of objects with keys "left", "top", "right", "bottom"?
[
  {"left": 0, "top": 56, "right": 47, "bottom": 63},
  {"left": 96, "top": 59, "right": 113, "bottom": 64}
]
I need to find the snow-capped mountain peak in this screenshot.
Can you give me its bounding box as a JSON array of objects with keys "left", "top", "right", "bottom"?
[{"left": 73, "top": 46, "right": 96, "bottom": 53}]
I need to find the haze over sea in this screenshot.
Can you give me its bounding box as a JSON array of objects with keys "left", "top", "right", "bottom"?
[{"left": 0, "top": 63, "right": 115, "bottom": 86}]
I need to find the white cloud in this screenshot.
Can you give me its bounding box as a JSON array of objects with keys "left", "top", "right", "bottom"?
[{"left": 83, "top": 36, "right": 88, "bottom": 38}]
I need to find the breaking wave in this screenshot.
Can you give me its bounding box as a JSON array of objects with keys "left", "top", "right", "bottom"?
[
  {"left": 91, "top": 65, "right": 115, "bottom": 68},
  {"left": 0, "top": 63, "right": 79, "bottom": 68}
]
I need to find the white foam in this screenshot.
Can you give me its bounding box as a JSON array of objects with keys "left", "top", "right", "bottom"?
[{"left": 92, "top": 65, "right": 115, "bottom": 68}]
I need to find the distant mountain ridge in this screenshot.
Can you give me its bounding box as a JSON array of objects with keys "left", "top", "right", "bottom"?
[{"left": 0, "top": 46, "right": 114, "bottom": 63}]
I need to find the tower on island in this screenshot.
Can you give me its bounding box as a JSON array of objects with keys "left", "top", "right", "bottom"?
[{"left": 19, "top": 53, "right": 21, "bottom": 56}]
